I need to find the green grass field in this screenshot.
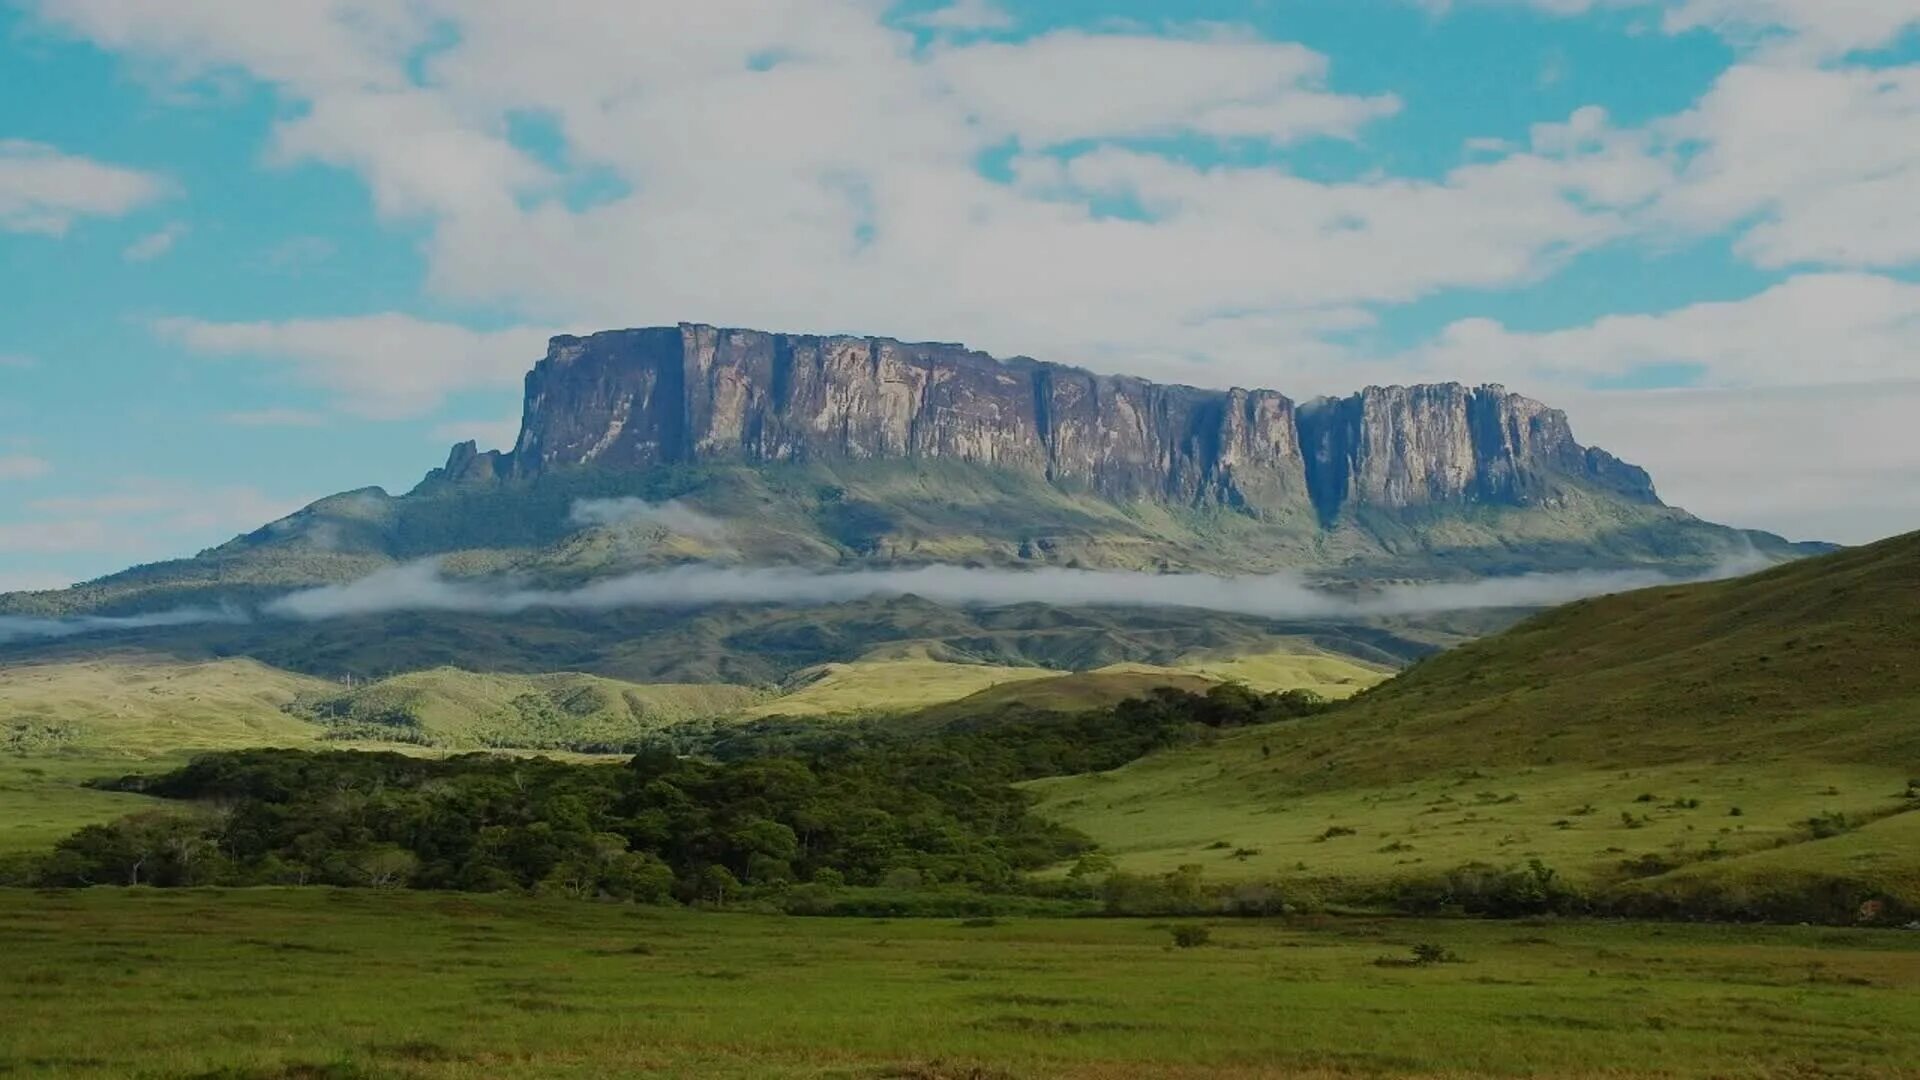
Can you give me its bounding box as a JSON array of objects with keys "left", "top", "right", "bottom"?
[
  {"left": 1032, "top": 755, "right": 1918, "bottom": 894},
  {"left": 0, "top": 755, "right": 173, "bottom": 855},
  {"left": 741, "top": 656, "right": 1066, "bottom": 719},
  {"left": 0, "top": 655, "right": 326, "bottom": 756},
  {"left": 4, "top": 888, "right": 1918, "bottom": 1079}
]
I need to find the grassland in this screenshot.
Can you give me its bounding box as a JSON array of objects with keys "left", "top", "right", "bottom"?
[
  {"left": 0, "top": 754, "right": 173, "bottom": 854},
  {"left": 299, "top": 667, "right": 765, "bottom": 746},
  {"left": 1031, "top": 534, "right": 1920, "bottom": 912},
  {"left": 1306, "top": 530, "right": 1920, "bottom": 783},
  {"left": 0, "top": 655, "right": 326, "bottom": 756},
  {"left": 4, "top": 888, "right": 1918, "bottom": 1079},
  {"left": 1032, "top": 756, "right": 1917, "bottom": 891},
  {"left": 1100, "top": 645, "right": 1392, "bottom": 698},
  {"left": 740, "top": 656, "right": 1065, "bottom": 719}
]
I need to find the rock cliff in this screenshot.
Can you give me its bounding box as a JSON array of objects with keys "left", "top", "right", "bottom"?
[{"left": 435, "top": 324, "right": 1657, "bottom": 525}]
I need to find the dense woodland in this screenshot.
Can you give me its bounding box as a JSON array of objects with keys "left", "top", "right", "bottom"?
[{"left": 9, "top": 686, "right": 1328, "bottom": 902}]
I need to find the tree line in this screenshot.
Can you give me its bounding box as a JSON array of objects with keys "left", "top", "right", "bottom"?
[{"left": 8, "top": 684, "right": 1328, "bottom": 902}]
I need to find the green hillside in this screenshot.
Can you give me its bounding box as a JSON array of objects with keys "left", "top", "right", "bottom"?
[
  {"left": 1033, "top": 534, "right": 1920, "bottom": 918},
  {"left": 0, "top": 655, "right": 328, "bottom": 756},
  {"left": 2, "top": 458, "right": 1816, "bottom": 624},
  {"left": 297, "top": 667, "right": 765, "bottom": 749},
  {"left": 1307, "top": 529, "right": 1920, "bottom": 782}
]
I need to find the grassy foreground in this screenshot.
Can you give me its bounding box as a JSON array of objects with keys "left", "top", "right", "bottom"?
[{"left": 4, "top": 889, "right": 1920, "bottom": 1080}]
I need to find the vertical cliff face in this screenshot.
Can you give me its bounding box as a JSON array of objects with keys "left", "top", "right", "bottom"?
[
  {"left": 1294, "top": 384, "right": 1657, "bottom": 523},
  {"left": 435, "top": 323, "right": 1657, "bottom": 522}
]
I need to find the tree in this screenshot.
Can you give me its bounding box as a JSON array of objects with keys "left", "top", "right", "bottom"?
[
  {"left": 347, "top": 844, "right": 417, "bottom": 889},
  {"left": 695, "top": 865, "right": 740, "bottom": 906}
]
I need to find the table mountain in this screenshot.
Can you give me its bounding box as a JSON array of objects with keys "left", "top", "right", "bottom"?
[
  {"left": 435, "top": 324, "right": 1658, "bottom": 527},
  {"left": 4, "top": 322, "right": 1822, "bottom": 631}
]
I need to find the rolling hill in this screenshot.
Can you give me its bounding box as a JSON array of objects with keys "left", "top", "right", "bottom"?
[{"left": 1032, "top": 533, "right": 1920, "bottom": 916}]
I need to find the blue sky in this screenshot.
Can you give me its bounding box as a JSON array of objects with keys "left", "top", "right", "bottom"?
[{"left": 3, "top": 0, "right": 1920, "bottom": 589}]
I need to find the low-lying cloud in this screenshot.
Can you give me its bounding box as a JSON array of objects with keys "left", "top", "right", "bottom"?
[
  {"left": 262, "top": 557, "right": 1772, "bottom": 624},
  {"left": 0, "top": 605, "right": 247, "bottom": 645},
  {"left": 0, "top": 555, "right": 1776, "bottom": 646},
  {"left": 568, "top": 497, "right": 730, "bottom": 542}
]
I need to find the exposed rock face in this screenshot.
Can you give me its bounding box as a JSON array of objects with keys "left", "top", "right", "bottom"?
[{"left": 436, "top": 323, "right": 1658, "bottom": 521}]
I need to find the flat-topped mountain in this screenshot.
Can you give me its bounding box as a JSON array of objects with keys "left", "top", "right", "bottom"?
[
  {"left": 1, "top": 322, "right": 1822, "bottom": 665},
  {"left": 433, "top": 324, "right": 1656, "bottom": 526}
]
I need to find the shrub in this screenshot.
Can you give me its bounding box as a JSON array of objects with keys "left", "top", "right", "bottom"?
[
  {"left": 1170, "top": 925, "right": 1212, "bottom": 949},
  {"left": 1410, "top": 942, "right": 1460, "bottom": 965},
  {"left": 1806, "top": 811, "right": 1855, "bottom": 839}
]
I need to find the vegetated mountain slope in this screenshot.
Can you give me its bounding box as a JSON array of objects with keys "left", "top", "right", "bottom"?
[
  {"left": 296, "top": 668, "right": 765, "bottom": 749},
  {"left": 0, "top": 656, "right": 327, "bottom": 755},
  {"left": 1030, "top": 534, "right": 1920, "bottom": 906},
  {"left": 0, "top": 593, "right": 1454, "bottom": 685},
  {"left": 737, "top": 654, "right": 1064, "bottom": 720},
  {"left": 1309, "top": 529, "right": 1920, "bottom": 781}
]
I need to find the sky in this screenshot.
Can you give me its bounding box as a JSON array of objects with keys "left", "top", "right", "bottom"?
[{"left": 2, "top": 0, "right": 1919, "bottom": 591}]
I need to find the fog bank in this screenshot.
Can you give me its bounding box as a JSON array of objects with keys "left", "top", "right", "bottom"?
[
  {"left": 0, "top": 605, "right": 248, "bottom": 645},
  {"left": 263, "top": 557, "right": 1771, "bottom": 624}
]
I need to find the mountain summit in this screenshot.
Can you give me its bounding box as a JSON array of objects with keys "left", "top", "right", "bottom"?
[{"left": 431, "top": 324, "right": 1656, "bottom": 528}]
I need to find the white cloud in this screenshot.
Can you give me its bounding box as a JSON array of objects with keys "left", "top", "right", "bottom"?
[
  {"left": 1568, "top": 382, "right": 1920, "bottom": 545},
  {"left": 568, "top": 497, "right": 730, "bottom": 541},
  {"left": 30, "top": 2, "right": 1669, "bottom": 396},
  {"left": 0, "top": 455, "right": 51, "bottom": 480},
  {"left": 0, "top": 353, "right": 40, "bottom": 369},
  {"left": 1662, "top": 0, "right": 1920, "bottom": 59},
  {"left": 122, "top": 220, "right": 188, "bottom": 261},
  {"left": 929, "top": 30, "right": 1402, "bottom": 146},
  {"left": 1415, "top": 274, "right": 1920, "bottom": 390},
  {"left": 1653, "top": 63, "right": 1920, "bottom": 269},
  {"left": 906, "top": 0, "right": 1015, "bottom": 32},
  {"left": 0, "top": 139, "right": 168, "bottom": 234},
  {"left": 156, "top": 314, "right": 556, "bottom": 418}
]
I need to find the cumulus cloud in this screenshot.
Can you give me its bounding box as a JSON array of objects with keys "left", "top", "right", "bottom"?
[
  {"left": 155, "top": 314, "right": 556, "bottom": 418},
  {"left": 1413, "top": 274, "right": 1920, "bottom": 390},
  {"left": 1653, "top": 64, "right": 1920, "bottom": 269},
  {"left": 0, "top": 139, "right": 168, "bottom": 234},
  {"left": 263, "top": 557, "right": 1770, "bottom": 623},
  {"left": 31, "top": 1, "right": 1662, "bottom": 389},
  {"left": 567, "top": 497, "right": 729, "bottom": 541}
]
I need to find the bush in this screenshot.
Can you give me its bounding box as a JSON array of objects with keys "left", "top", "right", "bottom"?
[
  {"left": 1806, "top": 811, "right": 1855, "bottom": 839},
  {"left": 1170, "top": 925, "right": 1212, "bottom": 948}
]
